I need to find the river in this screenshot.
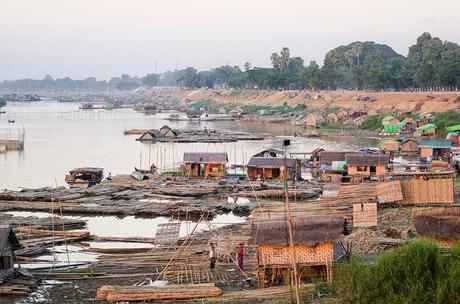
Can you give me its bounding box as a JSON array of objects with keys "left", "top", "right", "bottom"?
[{"left": 0, "top": 99, "right": 368, "bottom": 189}]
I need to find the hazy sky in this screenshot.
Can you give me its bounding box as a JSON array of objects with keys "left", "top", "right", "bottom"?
[{"left": 1, "top": 0, "right": 459, "bottom": 80}]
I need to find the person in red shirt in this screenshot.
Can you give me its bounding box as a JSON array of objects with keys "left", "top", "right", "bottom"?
[{"left": 236, "top": 243, "right": 244, "bottom": 271}]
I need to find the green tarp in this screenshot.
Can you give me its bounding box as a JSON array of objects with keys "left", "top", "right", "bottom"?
[
  {"left": 331, "top": 161, "right": 345, "bottom": 171},
  {"left": 416, "top": 123, "right": 436, "bottom": 131},
  {"left": 383, "top": 124, "right": 398, "bottom": 133},
  {"left": 446, "top": 124, "right": 460, "bottom": 132}
]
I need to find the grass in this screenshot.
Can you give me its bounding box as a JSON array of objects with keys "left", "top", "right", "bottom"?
[
  {"left": 241, "top": 103, "right": 307, "bottom": 115},
  {"left": 329, "top": 240, "right": 460, "bottom": 304},
  {"left": 358, "top": 114, "right": 385, "bottom": 130},
  {"left": 187, "top": 99, "right": 214, "bottom": 111}
]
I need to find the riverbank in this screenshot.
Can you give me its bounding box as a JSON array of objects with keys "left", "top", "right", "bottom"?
[{"left": 165, "top": 88, "right": 460, "bottom": 114}]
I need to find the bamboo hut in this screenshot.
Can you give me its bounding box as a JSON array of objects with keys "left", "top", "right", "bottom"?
[
  {"left": 182, "top": 152, "right": 228, "bottom": 179},
  {"left": 310, "top": 148, "right": 325, "bottom": 165},
  {"left": 0, "top": 225, "right": 21, "bottom": 280},
  {"left": 345, "top": 153, "right": 389, "bottom": 177},
  {"left": 250, "top": 216, "right": 344, "bottom": 286},
  {"left": 336, "top": 109, "right": 348, "bottom": 121},
  {"left": 412, "top": 207, "right": 460, "bottom": 247},
  {"left": 246, "top": 157, "right": 301, "bottom": 180},
  {"left": 400, "top": 139, "right": 419, "bottom": 153},
  {"left": 318, "top": 152, "right": 348, "bottom": 181},
  {"left": 378, "top": 139, "right": 400, "bottom": 153},
  {"left": 159, "top": 125, "right": 177, "bottom": 138},
  {"left": 137, "top": 131, "right": 158, "bottom": 141},
  {"left": 325, "top": 113, "right": 338, "bottom": 123},
  {"left": 402, "top": 117, "right": 417, "bottom": 132}
]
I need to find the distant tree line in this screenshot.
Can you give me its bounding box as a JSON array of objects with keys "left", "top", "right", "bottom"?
[{"left": 1, "top": 32, "right": 458, "bottom": 93}]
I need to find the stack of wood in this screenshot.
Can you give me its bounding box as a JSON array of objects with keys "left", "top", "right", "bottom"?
[
  {"left": 96, "top": 283, "right": 222, "bottom": 302},
  {"left": 0, "top": 284, "right": 31, "bottom": 295}
]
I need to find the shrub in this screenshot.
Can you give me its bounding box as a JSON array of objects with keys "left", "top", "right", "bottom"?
[
  {"left": 331, "top": 240, "right": 460, "bottom": 304},
  {"left": 358, "top": 115, "right": 385, "bottom": 130}
]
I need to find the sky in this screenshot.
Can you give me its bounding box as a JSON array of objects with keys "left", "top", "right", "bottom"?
[{"left": 1, "top": 0, "right": 459, "bottom": 80}]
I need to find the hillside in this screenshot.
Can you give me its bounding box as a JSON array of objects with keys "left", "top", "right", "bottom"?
[{"left": 162, "top": 88, "right": 460, "bottom": 115}]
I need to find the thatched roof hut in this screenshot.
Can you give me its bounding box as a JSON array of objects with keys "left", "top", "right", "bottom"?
[
  {"left": 413, "top": 207, "right": 460, "bottom": 242},
  {"left": 250, "top": 216, "right": 344, "bottom": 247}
]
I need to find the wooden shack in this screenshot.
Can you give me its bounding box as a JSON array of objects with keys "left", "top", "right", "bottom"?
[
  {"left": 318, "top": 152, "right": 348, "bottom": 180},
  {"left": 400, "top": 139, "right": 419, "bottom": 153},
  {"left": 415, "top": 124, "right": 436, "bottom": 137},
  {"left": 378, "top": 139, "right": 400, "bottom": 153},
  {"left": 310, "top": 148, "right": 325, "bottom": 165},
  {"left": 418, "top": 139, "right": 452, "bottom": 160},
  {"left": 159, "top": 125, "right": 177, "bottom": 138},
  {"left": 382, "top": 116, "right": 399, "bottom": 125},
  {"left": 402, "top": 117, "right": 417, "bottom": 131},
  {"left": 345, "top": 153, "right": 389, "bottom": 177},
  {"left": 0, "top": 225, "right": 21, "bottom": 279},
  {"left": 305, "top": 114, "right": 323, "bottom": 128},
  {"left": 246, "top": 157, "right": 301, "bottom": 180},
  {"left": 412, "top": 207, "right": 460, "bottom": 247},
  {"left": 182, "top": 152, "right": 228, "bottom": 179},
  {"left": 325, "top": 113, "right": 338, "bottom": 123},
  {"left": 336, "top": 109, "right": 348, "bottom": 121},
  {"left": 137, "top": 131, "right": 158, "bottom": 141},
  {"left": 65, "top": 167, "right": 104, "bottom": 188},
  {"left": 250, "top": 216, "right": 344, "bottom": 286}
]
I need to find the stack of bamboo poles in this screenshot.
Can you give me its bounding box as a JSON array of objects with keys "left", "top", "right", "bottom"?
[
  {"left": 96, "top": 283, "right": 222, "bottom": 302},
  {"left": 0, "top": 284, "right": 31, "bottom": 295}
]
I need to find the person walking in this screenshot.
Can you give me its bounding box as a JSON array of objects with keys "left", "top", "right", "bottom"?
[
  {"left": 236, "top": 243, "right": 245, "bottom": 271},
  {"left": 209, "top": 243, "right": 216, "bottom": 270}
]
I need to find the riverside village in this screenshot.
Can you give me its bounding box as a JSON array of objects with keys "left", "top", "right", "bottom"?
[{"left": 1, "top": 2, "right": 460, "bottom": 303}]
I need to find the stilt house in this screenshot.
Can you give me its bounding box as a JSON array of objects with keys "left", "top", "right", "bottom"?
[
  {"left": 182, "top": 152, "right": 228, "bottom": 178},
  {"left": 345, "top": 153, "right": 390, "bottom": 177},
  {"left": 246, "top": 157, "right": 301, "bottom": 180},
  {"left": 250, "top": 216, "right": 344, "bottom": 286}
]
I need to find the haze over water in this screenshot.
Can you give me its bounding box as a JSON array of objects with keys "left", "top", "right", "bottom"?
[{"left": 0, "top": 100, "right": 363, "bottom": 189}]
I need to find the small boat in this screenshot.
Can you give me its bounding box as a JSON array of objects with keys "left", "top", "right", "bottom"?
[
  {"left": 0, "top": 111, "right": 6, "bottom": 114},
  {"left": 8, "top": 119, "right": 15, "bottom": 123},
  {"left": 81, "top": 103, "right": 94, "bottom": 110},
  {"left": 65, "top": 167, "right": 104, "bottom": 188},
  {"left": 131, "top": 171, "right": 148, "bottom": 181},
  {"left": 134, "top": 165, "right": 157, "bottom": 174}
]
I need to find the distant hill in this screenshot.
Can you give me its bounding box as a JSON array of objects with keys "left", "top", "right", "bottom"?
[{"left": 323, "top": 41, "right": 405, "bottom": 69}]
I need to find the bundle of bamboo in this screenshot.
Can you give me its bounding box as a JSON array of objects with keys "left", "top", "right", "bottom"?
[{"left": 96, "top": 283, "right": 222, "bottom": 302}]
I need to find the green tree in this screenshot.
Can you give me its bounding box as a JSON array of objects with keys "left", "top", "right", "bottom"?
[{"left": 142, "top": 73, "right": 160, "bottom": 87}]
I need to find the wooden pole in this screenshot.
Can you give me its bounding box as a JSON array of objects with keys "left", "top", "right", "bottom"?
[{"left": 283, "top": 144, "right": 301, "bottom": 304}]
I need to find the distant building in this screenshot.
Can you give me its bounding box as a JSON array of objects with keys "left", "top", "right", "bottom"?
[
  {"left": 418, "top": 139, "right": 452, "bottom": 160},
  {"left": 182, "top": 152, "right": 228, "bottom": 178},
  {"left": 305, "top": 114, "right": 324, "bottom": 128},
  {"left": 246, "top": 157, "right": 301, "bottom": 180},
  {"left": 378, "top": 139, "right": 400, "bottom": 153},
  {"left": 345, "top": 153, "right": 390, "bottom": 177},
  {"left": 252, "top": 148, "right": 284, "bottom": 158},
  {"left": 382, "top": 116, "right": 400, "bottom": 125},
  {"left": 137, "top": 131, "right": 158, "bottom": 141},
  {"left": 400, "top": 139, "right": 419, "bottom": 153},
  {"left": 159, "top": 125, "right": 177, "bottom": 138}
]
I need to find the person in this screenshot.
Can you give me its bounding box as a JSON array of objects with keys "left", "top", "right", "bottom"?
[
  {"left": 106, "top": 172, "right": 112, "bottom": 181},
  {"left": 209, "top": 243, "right": 216, "bottom": 270},
  {"left": 236, "top": 243, "right": 244, "bottom": 271}
]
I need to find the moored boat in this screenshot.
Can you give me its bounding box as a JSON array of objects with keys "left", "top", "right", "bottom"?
[{"left": 65, "top": 167, "right": 104, "bottom": 188}]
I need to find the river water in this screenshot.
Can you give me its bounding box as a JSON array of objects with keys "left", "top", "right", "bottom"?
[{"left": 0, "top": 99, "right": 368, "bottom": 189}]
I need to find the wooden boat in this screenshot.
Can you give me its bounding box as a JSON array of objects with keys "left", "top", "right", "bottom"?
[
  {"left": 8, "top": 119, "right": 15, "bottom": 123},
  {"left": 134, "top": 166, "right": 156, "bottom": 174},
  {"left": 65, "top": 167, "right": 104, "bottom": 188}
]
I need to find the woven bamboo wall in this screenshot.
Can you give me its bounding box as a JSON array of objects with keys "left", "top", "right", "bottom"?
[
  {"left": 401, "top": 179, "right": 454, "bottom": 205},
  {"left": 258, "top": 242, "right": 333, "bottom": 267},
  {"left": 376, "top": 181, "right": 403, "bottom": 203},
  {"left": 353, "top": 203, "right": 377, "bottom": 228}
]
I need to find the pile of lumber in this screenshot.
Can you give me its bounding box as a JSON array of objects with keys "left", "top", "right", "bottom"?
[
  {"left": 96, "top": 283, "right": 222, "bottom": 302},
  {"left": 0, "top": 284, "right": 31, "bottom": 295}
]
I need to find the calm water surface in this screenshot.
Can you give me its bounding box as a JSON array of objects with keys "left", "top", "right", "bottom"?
[{"left": 0, "top": 100, "right": 367, "bottom": 189}]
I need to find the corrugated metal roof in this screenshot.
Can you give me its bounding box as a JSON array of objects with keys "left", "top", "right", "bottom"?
[
  {"left": 246, "top": 157, "right": 299, "bottom": 169},
  {"left": 183, "top": 152, "right": 228, "bottom": 163},
  {"left": 0, "top": 225, "right": 21, "bottom": 252},
  {"left": 418, "top": 139, "right": 452, "bottom": 148},
  {"left": 346, "top": 153, "right": 390, "bottom": 166}
]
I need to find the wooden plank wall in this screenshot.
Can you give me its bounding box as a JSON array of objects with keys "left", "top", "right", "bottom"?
[{"left": 401, "top": 179, "right": 454, "bottom": 205}]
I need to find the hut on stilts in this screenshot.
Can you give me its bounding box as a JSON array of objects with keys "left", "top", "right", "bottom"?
[{"left": 250, "top": 216, "right": 345, "bottom": 287}]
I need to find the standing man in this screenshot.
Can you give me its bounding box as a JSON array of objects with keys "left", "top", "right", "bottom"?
[
  {"left": 236, "top": 243, "right": 245, "bottom": 271},
  {"left": 209, "top": 242, "right": 216, "bottom": 270}
]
